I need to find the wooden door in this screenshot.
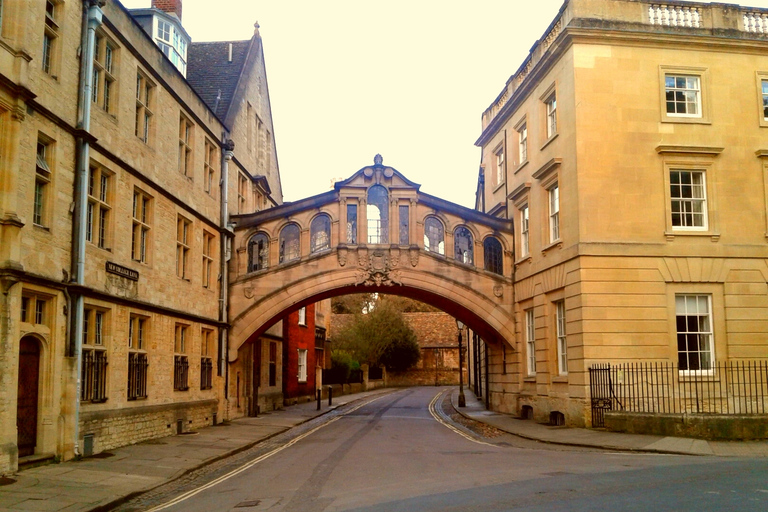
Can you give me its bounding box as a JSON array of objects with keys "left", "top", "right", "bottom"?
[{"left": 17, "top": 337, "right": 40, "bottom": 457}]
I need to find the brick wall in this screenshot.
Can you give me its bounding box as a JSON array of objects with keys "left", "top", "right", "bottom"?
[{"left": 283, "top": 304, "right": 317, "bottom": 402}]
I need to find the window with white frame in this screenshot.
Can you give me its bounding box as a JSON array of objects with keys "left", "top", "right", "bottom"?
[
  {"left": 87, "top": 165, "right": 111, "bottom": 249},
  {"left": 762, "top": 79, "right": 768, "bottom": 121},
  {"left": 676, "top": 294, "right": 714, "bottom": 371},
  {"left": 555, "top": 301, "right": 567, "bottom": 375},
  {"left": 298, "top": 306, "right": 307, "bottom": 326},
  {"left": 494, "top": 146, "right": 505, "bottom": 186},
  {"left": 518, "top": 123, "right": 528, "bottom": 164},
  {"left": 548, "top": 184, "right": 560, "bottom": 243},
  {"left": 526, "top": 309, "right": 536, "bottom": 376},
  {"left": 665, "top": 74, "right": 701, "bottom": 117},
  {"left": 545, "top": 93, "right": 557, "bottom": 138},
  {"left": 298, "top": 349, "right": 307, "bottom": 382},
  {"left": 670, "top": 170, "right": 707, "bottom": 229},
  {"left": 520, "top": 205, "right": 529, "bottom": 257}
]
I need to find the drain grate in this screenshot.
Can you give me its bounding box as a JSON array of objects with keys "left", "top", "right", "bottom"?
[{"left": 235, "top": 500, "right": 261, "bottom": 508}]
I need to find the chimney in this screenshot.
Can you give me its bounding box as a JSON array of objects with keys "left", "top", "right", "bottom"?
[{"left": 151, "top": 0, "right": 182, "bottom": 21}]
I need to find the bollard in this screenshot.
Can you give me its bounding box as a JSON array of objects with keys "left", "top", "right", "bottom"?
[
  {"left": 328, "top": 386, "right": 333, "bottom": 406},
  {"left": 316, "top": 389, "right": 321, "bottom": 411}
]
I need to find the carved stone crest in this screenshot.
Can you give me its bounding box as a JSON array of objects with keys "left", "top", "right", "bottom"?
[
  {"left": 337, "top": 244, "right": 348, "bottom": 267},
  {"left": 105, "top": 275, "right": 138, "bottom": 299},
  {"left": 355, "top": 249, "right": 402, "bottom": 287},
  {"left": 408, "top": 245, "right": 419, "bottom": 267}
]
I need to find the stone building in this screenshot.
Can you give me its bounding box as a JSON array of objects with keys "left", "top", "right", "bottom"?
[
  {"left": 0, "top": 0, "right": 281, "bottom": 473},
  {"left": 474, "top": 0, "right": 768, "bottom": 425}
]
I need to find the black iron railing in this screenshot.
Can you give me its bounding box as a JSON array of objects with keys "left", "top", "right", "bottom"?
[
  {"left": 200, "top": 357, "right": 213, "bottom": 390},
  {"left": 128, "top": 352, "right": 148, "bottom": 400},
  {"left": 81, "top": 349, "right": 108, "bottom": 402},
  {"left": 174, "top": 355, "right": 189, "bottom": 391},
  {"left": 589, "top": 361, "right": 768, "bottom": 427}
]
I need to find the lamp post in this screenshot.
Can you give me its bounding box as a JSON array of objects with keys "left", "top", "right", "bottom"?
[{"left": 456, "top": 319, "right": 466, "bottom": 407}]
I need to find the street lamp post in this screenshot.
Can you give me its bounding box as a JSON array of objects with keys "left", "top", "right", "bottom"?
[{"left": 456, "top": 319, "right": 466, "bottom": 407}]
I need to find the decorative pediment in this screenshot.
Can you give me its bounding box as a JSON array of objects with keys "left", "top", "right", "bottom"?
[{"left": 334, "top": 155, "right": 421, "bottom": 192}]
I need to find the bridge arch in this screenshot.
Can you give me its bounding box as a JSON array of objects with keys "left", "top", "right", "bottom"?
[{"left": 228, "top": 157, "right": 515, "bottom": 362}]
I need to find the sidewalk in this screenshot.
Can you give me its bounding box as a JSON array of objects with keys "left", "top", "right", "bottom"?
[
  {"left": 451, "top": 388, "right": 768, "bottom": 458},
  {"left": 0, "top": 389, "right": 389, "bottom": 512}
]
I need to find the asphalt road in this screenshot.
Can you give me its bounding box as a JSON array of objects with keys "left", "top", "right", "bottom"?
[{"left": 114, "top": 387, "right": 768, "bottom": 512}]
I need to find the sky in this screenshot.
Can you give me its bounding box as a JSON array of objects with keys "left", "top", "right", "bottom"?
[{"left": 120, "top": 0, "right": 768, "bottom": 208}]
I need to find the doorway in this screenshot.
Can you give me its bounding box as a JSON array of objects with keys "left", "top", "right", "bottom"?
[{"left": 17, "top": 336, "right": 41, "bottom": 457}]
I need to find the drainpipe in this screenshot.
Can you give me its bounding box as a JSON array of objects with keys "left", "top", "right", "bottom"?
[
  {"left": 220, "top": 138, "right": 234, "bottom": 414},
  {"left": 71, "top": 0, "right": 103, "bottom": 458}
]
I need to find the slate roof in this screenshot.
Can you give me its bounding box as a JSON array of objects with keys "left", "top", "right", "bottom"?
[{"left": 186, "top": 39, "right": 251, "bottom": 121}]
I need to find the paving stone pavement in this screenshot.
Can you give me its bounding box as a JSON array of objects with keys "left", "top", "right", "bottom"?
[{"left": 1, "top": 386, "right": 766, "bottom": 512}]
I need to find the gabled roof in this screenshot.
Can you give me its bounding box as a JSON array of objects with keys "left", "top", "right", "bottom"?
[{"left": 186, "top": 39, "right": 251, "bottom": 121}]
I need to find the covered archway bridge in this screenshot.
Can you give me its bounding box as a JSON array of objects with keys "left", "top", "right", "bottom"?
[{"left": 228, "top": 157, "right": 515, "bottom": 359}]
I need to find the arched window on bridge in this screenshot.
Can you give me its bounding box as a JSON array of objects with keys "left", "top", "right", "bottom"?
[
  {"left": 424, "top": 216, "right": 445, "bottom": 255},
  {"left": 279, "top": 223, "right": 301, "bottom": 264},
  {"left": 310, "top": 214, "right": 331, "bottom": 253},
  {"left": 454, "top": 226, "right": 473, "bottom": 265},
  {"left": 484, "top": 236, "right": 503, "bottom": 275},
  {"left": 247, "top": 232, "right": 269, "bottom": 272},
  {"left": 367, "top": 185, "right": 388, "bottom": 244}
]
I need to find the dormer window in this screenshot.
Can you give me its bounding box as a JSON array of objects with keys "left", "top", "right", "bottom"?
[{"left": 154, "top": 17, "right": 188, "bottom": 76}]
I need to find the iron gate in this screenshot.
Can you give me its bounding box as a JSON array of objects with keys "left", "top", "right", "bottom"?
[{"left": 588, "top": 364, "right": 621, "bottom": 428}]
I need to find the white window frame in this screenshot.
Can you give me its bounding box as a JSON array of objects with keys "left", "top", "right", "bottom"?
[
  {"left": 298, "top": 349, "right": 307, "bottom": 382},
  {"left": 525, "top": 309, "right": 536, "bottom": 376},
  {"left": 675, "top": 294, "right": 714, "bottom": 373},
  {"left": 548, "top": 184, "right": 560, "bottom": 243},
  {"left": 555, "top": 301, "right": 567, "bottom": 376},
  {"left": 664, "top": 73, "right": 701, "bottom": 118},
  {"left": 517, "top": 122, "right": 528, "bottom": 164},
  {"left": 298, "top": 306, "right": 307, "bottom": 326},
  {"left": 494, "top": 145, "right": 505, "bottom": 186},
  {"left": 545, "top": 93, "right": 557, "bottom": 138},
  {"left": 669, "top": 169, "right": 707, "bottom": 230},
  {"left": 520, "top": 205, "right": 529, "bottom": 257}
]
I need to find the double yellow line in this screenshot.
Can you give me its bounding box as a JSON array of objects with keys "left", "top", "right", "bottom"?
[{"left": 427, "top": 389, "right": 497, "bottom": 448}]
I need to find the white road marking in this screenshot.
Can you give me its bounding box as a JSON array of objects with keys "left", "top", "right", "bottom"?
[
  {"left": 145, "top": 394, "right": 387, "bottom": 512},
  {"left": 428, "top": 390, "right": 498, "bottom": 448}
]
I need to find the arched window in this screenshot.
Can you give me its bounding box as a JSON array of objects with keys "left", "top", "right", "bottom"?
[
  {"left": 279, "top": 223, "right": 300, "bottom": 263},
  {"left": 367, "top": 185, "right": 388, "bottom": 244},
  {"left": 454, "top": 227, "right": 473, "bottom": 265},
  {"left": 424, "top": 217, "right": 445, "bottom": 255},
  {"left": 484, "top": 237, "right": 503, "bottom": 275},
  {"left": 247, "top": 232, "right": 269, "bottom": 272},
  {"left": 310, "top": 214, "right": 331, "bottom": 253}
]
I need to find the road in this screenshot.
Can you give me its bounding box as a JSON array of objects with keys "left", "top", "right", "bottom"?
[{"left": 114, "top": 387, "right": 768, "bottom": 512}]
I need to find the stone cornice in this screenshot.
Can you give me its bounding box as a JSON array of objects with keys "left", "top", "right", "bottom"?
[{"left": 655, "top": 145, "right": 724, "bottom": 156}]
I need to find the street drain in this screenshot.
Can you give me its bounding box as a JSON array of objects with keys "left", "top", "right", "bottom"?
[{"left": 235, "top": 500, "right": 261, "bottom": 508}]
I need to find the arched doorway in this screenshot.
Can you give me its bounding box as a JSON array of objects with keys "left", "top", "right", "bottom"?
[{"left": 17, "top": 336, "right": 41, "bottom": 457}]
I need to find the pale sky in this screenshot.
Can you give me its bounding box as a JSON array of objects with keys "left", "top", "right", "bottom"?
[{"left": 120, "top": 0, "right": 768, "bottom": 208}]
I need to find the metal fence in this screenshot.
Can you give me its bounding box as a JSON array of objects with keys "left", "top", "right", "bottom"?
[{"left": 589, "top": 361, "right": 768, "bottom": 427}]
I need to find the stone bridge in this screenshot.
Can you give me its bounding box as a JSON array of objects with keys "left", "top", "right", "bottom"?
[{"left": 228, "top": 156, "right": 515, "bottom": 359}]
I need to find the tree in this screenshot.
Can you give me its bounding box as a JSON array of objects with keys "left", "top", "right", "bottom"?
[{"left": 334, "top": 300, "right": 421, "bottom": 371}]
